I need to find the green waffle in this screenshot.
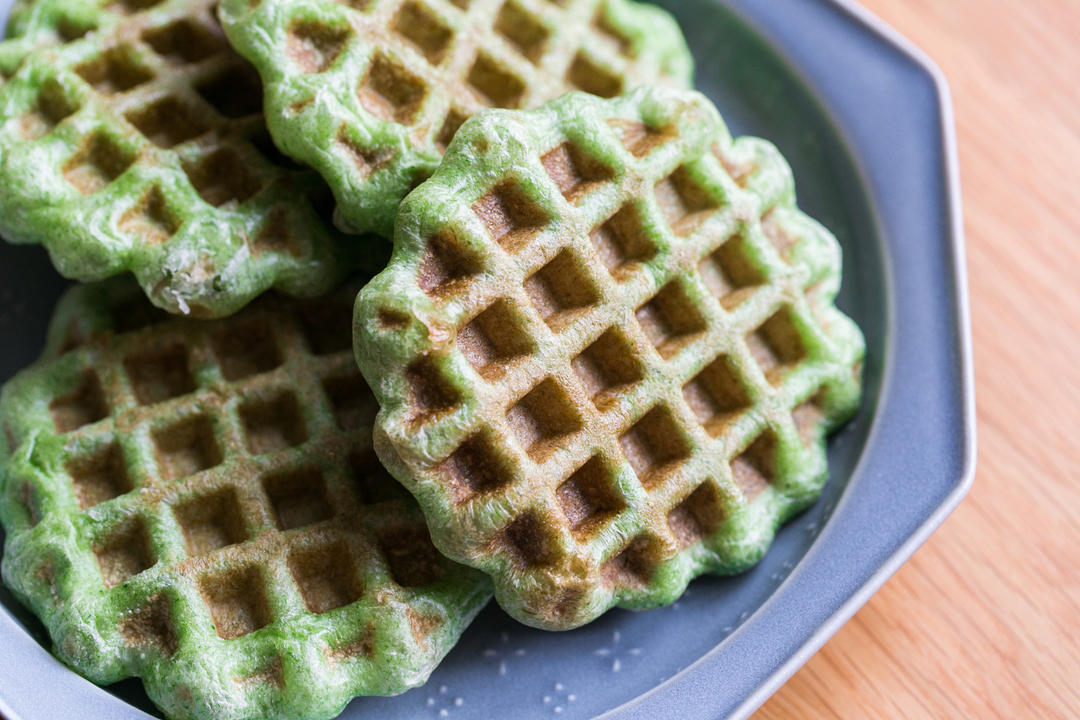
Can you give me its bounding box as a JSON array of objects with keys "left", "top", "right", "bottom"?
[
  {"left": 354, "top": 86, "right": 865, "bottom": 630},
  {"left": 0, "top": 278, "right": 492, "bottom": 720},
  {"left": 218, "top": 0, "right": 693, "bottom": 238},
  {"left": 0, "top": 0, "right": 367, "bottom": 318}
]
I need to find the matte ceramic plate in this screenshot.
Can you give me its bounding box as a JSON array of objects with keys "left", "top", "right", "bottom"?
[{"left": 0, "top": 0, "right": 974, "bottom": 718}]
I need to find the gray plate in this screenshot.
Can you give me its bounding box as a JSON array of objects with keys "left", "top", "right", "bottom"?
[{"left": 0, "top": 0, "right": 974, "bottom": 718}]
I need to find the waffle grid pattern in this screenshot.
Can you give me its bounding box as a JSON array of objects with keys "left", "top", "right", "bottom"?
[
  {"left": 355, "top": 87, "right": 864, "bottom": 630},
  {"left": 0, "top": 280, "right": 490, "bottom": 720},
  {"left": 219, "top": 0, "right": 694, "bottom": 237},
  {"left": 0, "top": 0, "right": 360, "bottom": 318},
  {"left": 0, "top": 0, "right": 157, "bottom": 76}
]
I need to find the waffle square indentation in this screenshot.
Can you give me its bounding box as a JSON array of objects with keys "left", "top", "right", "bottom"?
[
  {"left": 473, "top": 181, "right": 548, "bottom": 251},
  {"left": 195, "top": 64, "right": 263, "bottom": 118},
  {"left": 262, "top": 467, "right": 333, "bottom": 530},
  {"left": 211, "top": 319, "right": 282, "bottom": 380},
  {"left": 20, "top": 79, "right": 79, "bottom": 140},
  {"left": 142, "top": 18, "right": 225, "bottom": 63},
  {"left": 50, "top": 369, "right": 108, "bottom": 433},
  {"left": 286, "top": 19, "right": 352, "bottom": 74},
  {"left": 67, "top": 442, "right": 131, "bottom": 509},
  {"left": 418, "top": 229, "right": 483, "bottom": 299},
  {"left": 199, "top": 566, "right": 272, "bottom": 639},
  {"left": 95, "top": 517, "right": 155, "bottom": 588},
  {"left": 124, "top": 344, "right": 194, "bottom": 406},
  {"left": 348, "top": 450, "right": 410, "bottom": 504},
  {"left": 63, "top": 132, "right": 134, "bottom": 195},
  {"left": 174, "top": 487, "right": 248, "bottom": 556},
  {"left": 125, "top": 96, "right": 208, "bottom": 148},
  {"left": 436, "top": 431, "right": 515, "bottom": 503},
  {"left": 152, "top": 415, "right": 222, "bottom": 481},
  {"left": 524, "top": 249, "right": 601, "bottom": 332},
  {"left": 619, "top": 406, "right": 691, "bottom": 490},
  {"left": 655, "top": 167, "right": 719, "bottom": 237},
  {"left": 74, "top": 45, "right": 153, "bottom": 94},
  {"left": 498, "top": 512, "right": 560, "bottom": 569},
  {"left": 608, "top": 118, "right": 673, "bottom": 158},
  {"left": 747, "top": 307, "right": 807, "bottom": 386},
  {"left": 793, "top": 393, "right": 826, "bottom": 448},
  {"left": 405, "top": 356, "right": 462, "bottom": 426},
  {"left": 556, "top": 456, "right": 624, "bottom": 539},
  {"left": 541, "top": 141, "right": 614, "bottom": 205},
  {"left": 392, "top": 0, "right": 453, "bottom": 65},
  {"left": 682, "top": 354, "right": 752, "bottom": 437},
  {"left": 635, "top": 281, "right": 708, "bottom": 360},
  {"left": 572, "top": 328, "right": 644, "bottom": 411},
  {"left": 698, "top": 235, "right": 767, "bottom": 310},
  {"left": 358, "top": 52, "right": 428, "bottom": 124},
  {"left": 495, "top": 1, "right": 550, "bottom": 63},
  {"left": 590, "top": 203, "right": 655, "bottom": 281},
  {"left": 183, "top": 148, "right": 263, "bottom": 207},
  {"left": 379, "top": 525, "right": 444, "bottom": 587},
  {"left": 667, "top": 482, "right": 725, "bottom": 548},
  {"left": 506, "top": 377, "right": 582, "bottom": 462},
  {"left": 323, "top": 372, "right": 376, "bottom": 431},
  {"left": 118, "top": 186, "right": 182, "bottom": 245},
  {"left": 602, "top": 534, "right": 661, "bottom": 588},
  {"left": 467, "top": 52, "right": 526, "bottom": 107},
  {"left": 458, "top": 300, "right": 534, "bottom": 380},
  {"left": 289, "top": 541, "right": 363, "bottom": 613},
  {"left": 566, "top": 51, "right": 622, "bottom": 98},
  {"left": 239, "top": 391, "right": 307, "bottom": 455},
  {"left": 730, "top": 430, "right": 777, "bottom": 502},
  {"left": 119, "top": 594, "right": 178, "bottom": 657}
]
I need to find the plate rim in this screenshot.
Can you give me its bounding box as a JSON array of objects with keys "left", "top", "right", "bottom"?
[{"left": 603, "top": 0, "right": 976, "bottom": 717}]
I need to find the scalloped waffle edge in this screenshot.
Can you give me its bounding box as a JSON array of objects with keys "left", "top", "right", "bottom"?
[{"left": 354, "top": 86, "right": 864, "bottom": 630}]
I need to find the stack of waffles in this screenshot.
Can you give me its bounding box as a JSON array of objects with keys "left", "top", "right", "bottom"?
[{"left": 0, "top": 1, "right": 864, "bottom": 718}]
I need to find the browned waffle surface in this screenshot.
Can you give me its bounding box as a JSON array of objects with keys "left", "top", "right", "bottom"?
[
  {"left": 354, "top": 87, "right": 865, "bottom": 630},
  {"left": 0, "top": 279, "right": 491, "bottom": 720},
  {"left": 0, "top": 0, "right": 366, "bottom": 318},
  {"left": 219, "top": 0, "right": 694, "bottom": 237}
]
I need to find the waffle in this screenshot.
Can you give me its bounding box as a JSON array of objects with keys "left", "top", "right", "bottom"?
[
  {"left": 0, "top": 0, "right": 138, "bottom": 75},
  {"left": 354, "top": 86, "right": 865, "bottom": 630},
  {"left": 0, "top": 0, "right": 367, "bottom": 318},
  {"left": 0, "top": 278, "right": 492, "bottom": 720},
  {"left": 218, "top": 0, "right": 694, "bottom": 238}
]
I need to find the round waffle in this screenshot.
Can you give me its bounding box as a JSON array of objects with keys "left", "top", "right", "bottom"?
[
  {"left": 0, "top": 0, "right": 366, "bottom": 318},
  {"left": 0, "top": 279, "right": 492, "bottom": 720},
  {"left": 354, "top": 86, "right": 865, "bottom": 630},
  {"left": 218, "top": 0, "right": 694, "bottom": 238}
]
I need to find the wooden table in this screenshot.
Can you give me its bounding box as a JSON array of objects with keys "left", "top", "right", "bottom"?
[{"left": 758, "top": 1, "right": 1080, "bottom": 717}]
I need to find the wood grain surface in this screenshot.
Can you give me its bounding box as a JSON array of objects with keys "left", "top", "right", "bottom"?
[{"left": 757, "top": 1, "right": 1080, "bottom": 717}]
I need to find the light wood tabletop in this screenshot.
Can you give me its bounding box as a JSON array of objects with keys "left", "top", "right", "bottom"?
[{"left": 758, "top": 0, "right": 1080, "bottom": 717}]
